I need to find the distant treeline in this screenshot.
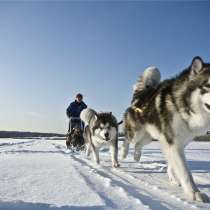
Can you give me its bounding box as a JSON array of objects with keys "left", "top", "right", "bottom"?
[
  {"left": 194, "top": 135, "right": 210, "bottom": 142},
  {"left": 0, "top": 131, "right": 65, "bottom": 138},
  {"left": 0, "top": 131, "right": 209, "bottom": 141}
]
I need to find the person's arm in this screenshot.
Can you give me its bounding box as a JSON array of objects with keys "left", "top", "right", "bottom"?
[
  {"left": 66, "top": 103, "right": 74, "bottom": 118},
  {"left": 82, "top": 102, "right": 87, "bottom": 109}
]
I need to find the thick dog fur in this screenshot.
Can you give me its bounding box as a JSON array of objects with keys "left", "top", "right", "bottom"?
[
  {"left": 81, "top": 109, "right": 120, "bottom": 167},
  {"left": 122, "top": 57, "right": 210, "bottom": 202}
]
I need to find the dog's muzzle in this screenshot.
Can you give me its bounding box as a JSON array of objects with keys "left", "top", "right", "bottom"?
[{"left": 104, "top": 133, "right": 110, "bottom": 141}]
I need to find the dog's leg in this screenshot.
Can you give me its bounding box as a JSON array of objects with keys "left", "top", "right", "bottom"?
[
  {"left": 163, "top": 142, "right": 208, "bottom": 202},
  {"left": 86, "top": 143, "right": 91, "bottom": 157},
  {"left": 167, "top": 163, "right": 180, "bottom": 186},
  {"left": 66, "top": 142, "right": 70, "bottom": 150},
  {"left": 121, "top": 139, "right": 130, "bottom": 159},
  {"left": 92, "top": 144, "right": 100, "bottom": 165},
  {"left": 84, "top": 128, "right": 92, "bottom": 157},
  {"left": 110, "top": 140, "right": 120, "bottom": 168},
  {"left": 134, "top": 137, "right": 152, "bottom": 162},
  {"left": 134, "top": 141, "right": 142, "bottom": 162},
  {"left": 66, "top": 137, "right": 71, "bottom": 149}
]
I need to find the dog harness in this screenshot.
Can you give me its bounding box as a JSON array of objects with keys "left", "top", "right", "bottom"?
[{"left": 132, "top": 87, "right": 159, "bottom": 114}]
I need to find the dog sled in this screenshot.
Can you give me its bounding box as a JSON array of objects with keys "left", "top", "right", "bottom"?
[{"left": 66, "top": 117, "right": 85, "bottom": 151}]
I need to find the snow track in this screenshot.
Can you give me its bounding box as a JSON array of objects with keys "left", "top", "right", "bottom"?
[
  {"left": 0, "top": 139, "right": 210, "bottom": 210},
  {"left": 70, "top": 155, "right": 149, "bottom": 210},
  {"left": 70, "top": 155, "right": 197, "bottom": 210}
]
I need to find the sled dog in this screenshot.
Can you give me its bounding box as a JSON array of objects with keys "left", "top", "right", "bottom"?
[
  {"left": 122, "top": 57, "right": 210, "bottom": 202},
  {"left": 80, "top": 108, "right": 120, "bottom": 167},
  {"left": 66, "top": 127, "right": 85, "bottom": 151}
]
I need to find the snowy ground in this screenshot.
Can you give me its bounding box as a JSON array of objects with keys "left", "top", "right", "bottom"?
[{"left": 0, "top": 138, "right": 210, "bottom": 210}]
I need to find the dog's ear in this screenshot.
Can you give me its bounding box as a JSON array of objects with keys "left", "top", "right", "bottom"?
[
  {"left": 191, "top": 56, "right": 203, "bottom": 75},
  {"left": 94, "top": 113, "right": 98, "bottom": 121}
]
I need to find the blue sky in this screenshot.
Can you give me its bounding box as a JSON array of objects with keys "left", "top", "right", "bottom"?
[{"left": 0, "top": 1, "right": 210, "bottom": 133}]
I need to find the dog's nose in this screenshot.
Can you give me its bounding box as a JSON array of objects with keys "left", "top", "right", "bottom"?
[{"left": 104, "top": 132, "right": 109, "bottom": 138}]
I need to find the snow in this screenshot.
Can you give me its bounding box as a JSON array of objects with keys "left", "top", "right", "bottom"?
[{"left": 0, "top": 138, "right": 210, "bottom": 210}]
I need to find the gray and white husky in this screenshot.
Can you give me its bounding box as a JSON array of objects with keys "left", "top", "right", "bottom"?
[
  {"left": 121, "top": 57, "right": 210, "bottom": 202},
  {"left": 80, "top": 108, "right": 120, "bottom": 167}
]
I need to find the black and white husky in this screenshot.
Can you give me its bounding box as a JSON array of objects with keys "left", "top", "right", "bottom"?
[
  {"left": 122, "top": 57, "right": 210, "bottom": 202},
  {"left": 80, "top": 108, "right": 120, "bottom": 167}
]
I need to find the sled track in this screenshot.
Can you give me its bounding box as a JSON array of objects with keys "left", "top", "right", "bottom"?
[
  {"left": 49, "top": 141, "right": 209, "bottom": 210},
  {"left": 1, "top": 139, "right": 209, "bottom": 210},
  {"left": 0, "top": 140, "right": 36, "bottom": 153},
  {"left": 70, "top": 154, "right": 200, "bottom": 210},
  {"left": 0, "top": 140, "right": 35, "bottom": 148}
]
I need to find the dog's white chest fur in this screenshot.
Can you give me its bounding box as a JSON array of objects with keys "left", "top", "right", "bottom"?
[
  {"left": 177, "top": 89, "right": 210, "bottom": 139},
  {"left": 91, "top": 136, "right": 110, "bottom": 147}
]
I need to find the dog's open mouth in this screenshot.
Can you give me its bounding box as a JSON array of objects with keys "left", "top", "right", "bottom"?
[{"left": 205, "top": 103, "right": 210, "bottom": 110}]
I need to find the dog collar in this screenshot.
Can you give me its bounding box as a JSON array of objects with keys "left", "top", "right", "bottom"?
[{"left": 132, "top": 106, "right": 144, "bottom": 113}]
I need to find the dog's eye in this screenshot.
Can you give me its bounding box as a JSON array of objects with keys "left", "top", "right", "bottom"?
[{"left": 204, "top": 84, "right": 210, "bottom": 88}]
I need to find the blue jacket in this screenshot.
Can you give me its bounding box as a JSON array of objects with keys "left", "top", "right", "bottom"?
[{"left": 66, "top": 100, "right": 87, "bottom": 118}]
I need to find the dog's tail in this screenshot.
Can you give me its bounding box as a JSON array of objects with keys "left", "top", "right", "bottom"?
[
  {"left": 80, "top": 108, "right": 97, "bottom": 126},
  {"left": 117, "top": 120, "right": 123, "bottom": 125},
  {"left": 132, "top": 66, "right": 161, "bottom": 105}
]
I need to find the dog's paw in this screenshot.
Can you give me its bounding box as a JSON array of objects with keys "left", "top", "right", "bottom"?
[
  {"left": 188, "top": 191, "right": 209, "bottom": 202},
  {"left": 112, "top": 162, "right": 120, "bottom": 168},
  {"left": 169, "top": 178, "right": 180, "bottom": 187},
  {"left": 168, "top": 173, "right": 180, "bottom": 186}
]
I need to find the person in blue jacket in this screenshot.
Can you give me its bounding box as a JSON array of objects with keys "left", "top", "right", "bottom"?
[{"left": 66, "top": 93, "right": 87, "bottom": 131}]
